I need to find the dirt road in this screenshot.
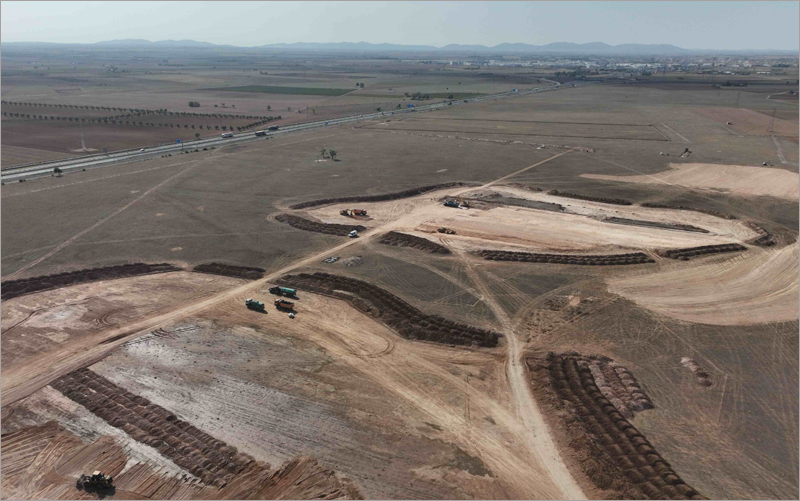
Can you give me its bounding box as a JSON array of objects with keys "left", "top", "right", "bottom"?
[
  {"left": 449, "top": 243, "right": 586, "bottom": 500},
  {"left": 1, "top": 150, "right": 584, "bottom": 499}
]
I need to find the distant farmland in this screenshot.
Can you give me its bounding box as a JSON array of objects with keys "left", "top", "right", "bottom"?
[{"left": 201, "top": 85, "right": 353, "bottom": 96}]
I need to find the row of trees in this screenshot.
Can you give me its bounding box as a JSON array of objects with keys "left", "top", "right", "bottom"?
[
  {"left": 1, "top": 100, "right": 272, "bottom": 120},
  {"left": 2, "top": 112, "right": 283, "bottom": 132},
  {"left": 355, "top": 82, "right": 366, "bottom": 88}
]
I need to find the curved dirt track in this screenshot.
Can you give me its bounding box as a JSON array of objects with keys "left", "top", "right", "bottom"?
[
  {"left": 583, "top": 162, "right": 800, "bottom": 201},
  {"left": 608, "top": 243, "right": 799, "bottom": 325}
]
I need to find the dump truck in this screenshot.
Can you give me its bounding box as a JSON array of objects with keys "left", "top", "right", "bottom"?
[
  {"left": 275, "top": 298, "right": 294, "bottom": 310},
  {"left": 269, "top": 286, "right": 296, "bottom": 297},
  {"left": 245, "top": 298, "right": 266, "bottom": 312},
  {"left": 443, "top": 200, "right": 460, "bottom": 208},
  {"left": 77, "top": 471, "right": 113, "bottom": 490},
  {"left": 340, "top": 209, "right": 352, "bottom": 217},
  {"left": 352, "top": 209, "right": 367, "bottom": 216}
]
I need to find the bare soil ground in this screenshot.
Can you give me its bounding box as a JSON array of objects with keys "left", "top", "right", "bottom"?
[
  {"left": 694, "top": 107, "right": 799, "bottom": 138},
  {"left": 583, "top": 162, "right": 800, "bottom": 201},
  {"left": 608, "top": 243, "right": 799, "bottom": 325},
  {"left": 3, "top": 78, "right": 797, "bottom": 500}
]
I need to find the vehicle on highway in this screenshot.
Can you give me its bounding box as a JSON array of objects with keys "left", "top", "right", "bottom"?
[
  {"left": 254, "top": 130, "right": 267, "bottom": 137},
  {"left": 139, "top": 148, "right": 146, "bottom": 152},
  {"left": 221, "top": 133, "right": 234, "bottom": 138},
  {"left": 268, "top": 126, "right": 279, "bottom": 131}
]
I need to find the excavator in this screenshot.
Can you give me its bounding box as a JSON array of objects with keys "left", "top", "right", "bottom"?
[{"left": 76, "top": 471, "right": 113, "bottom": 490}]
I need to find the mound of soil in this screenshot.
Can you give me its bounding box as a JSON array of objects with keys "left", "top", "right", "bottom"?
[
  {"left": 288, "top": 182, "right": 471, "bottom": 209},
  {"left": 529, "top": 352, "right": 706, "bottom": 500},
  {"left": 51, "top": 368, "right": 265, "bottom": 487},
  {"left": 640, "top": 203, "right": 738, "bottom": 220},
  {"left": 378, "top": 231, "right": 451, "bottom": 254},
  {"left": 193, "top": 263, "right": 265, "bottom": 280},
  {"left": 475, "top": 193, "right": 565, "bottom": 213},
  {"left": 275, "top": 214, "right": 366, "bottom": 237},
  {"left": 548, "top": 190, "right": 632, "bottom": 206},
  {"left": 603, "top": 217, "right": 709, "bottom": 233},
  {"left": 476, "top": 250, "right": 654, "bottom": 266},
  {"left": 1, "top": 263, "right": 181, "bottom": 301},
  {"left": 277, "top": 272, "right": 500, "bottom": 347},
  {"left": 744, "top": 222, "right": 776, "bottom": 247},
  {"left": 680, "top": 358, "right": 713, "bottom": 387},
  {"left": 659, "top": 243, "right": 747, "bottom": 261},
  {"left": 341, "top": 256, "right": 364, "bottom": 267}
]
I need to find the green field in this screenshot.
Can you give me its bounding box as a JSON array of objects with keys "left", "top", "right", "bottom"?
[{"left": 201, "top": 85, "right": 352, "bottom": 96}]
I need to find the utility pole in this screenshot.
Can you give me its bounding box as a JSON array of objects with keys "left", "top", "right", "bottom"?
[{"left": 79, "top": 122, "right": 87, "bottom": 152}]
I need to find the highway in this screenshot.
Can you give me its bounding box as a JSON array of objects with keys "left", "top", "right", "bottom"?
[{"left": 1, "top": 82, "right": 564, "bottom": 183}]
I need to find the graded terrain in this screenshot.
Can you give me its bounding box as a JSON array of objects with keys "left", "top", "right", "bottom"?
[{"left": 2, "top": 57, "right": 798, "bottom": 501}]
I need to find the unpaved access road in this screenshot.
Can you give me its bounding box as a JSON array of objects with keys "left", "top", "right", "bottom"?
[{"left": 1, "top": 149, "right": 584, "bottom": 499}]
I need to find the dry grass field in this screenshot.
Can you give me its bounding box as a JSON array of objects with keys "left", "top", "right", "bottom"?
[{"left": 2, "top": 53, "right": 798, "bottom": 500}]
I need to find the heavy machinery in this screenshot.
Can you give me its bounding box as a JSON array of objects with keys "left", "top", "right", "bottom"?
[
  {"left": 269, "top": 286, "right": 296, "bottom": 297},
  {"left": 352, "top": 209, "right": 368, "bottom": 216},
  {"left": 340, "top": 209, "right": 368, "bottom": 217},
  {"left": 77, "top": 471, "right": 113, "bottom": 490},
  {"left": 443, "top": 200, "right": 460, "bottom": 208},
  {"left": 437, "top": 227, "right": 456, "bottom": 234},
  {"left": 275, "top": 298, "right": 295, "bottom": 311},
  {"left": 245, "top": 298, "right": 266, "bottom": 312}
]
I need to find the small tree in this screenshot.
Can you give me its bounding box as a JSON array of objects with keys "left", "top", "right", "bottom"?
[
  {"left": 376, "top": 107, "right": 381, "bottom": 112},
  {"left": 267, "top": 105, "right": 271, "bottom": 111},
  {"left": 54, "top": 167, "right": 63, "bottom": 177},
  {"left": 195, "top": 132, "right": 200, "bottom": 138},
  {"left": 329, "top": 149, "right": 337, "bottom": 161},
  {"left": 320, "top": 148, "right": 328, "bottom": 158}
]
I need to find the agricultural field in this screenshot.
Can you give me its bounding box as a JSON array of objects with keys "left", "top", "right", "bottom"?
[{"left": 1, "top": 49, "right": 798, "bottom": 501}]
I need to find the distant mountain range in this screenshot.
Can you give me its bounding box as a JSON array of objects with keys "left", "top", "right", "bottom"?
[{"left": 4, "top": 39, "right": 797, "bottom": 55}]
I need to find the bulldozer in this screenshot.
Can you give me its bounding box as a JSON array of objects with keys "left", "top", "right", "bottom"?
[
  {"left": 437, "top": 227, "right": 456, "bottom": 234},
  {"left": 77, "top": 471, "right": 113, "bottom": 490},
  {"left": 443, "top": 200, "right": 460, "bottom": 208}
]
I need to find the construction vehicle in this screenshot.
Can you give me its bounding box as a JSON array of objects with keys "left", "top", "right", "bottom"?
[
  {"left": 437, "top": 227, "right": 456, "bottom": 234},
  {"left": 340, "top": 209, "right": 351, "bottom": 217},
  {"left": 245, "top": 298, "right": 266, "bottom": 312},
  {"left": 77, "top": 471, "right": 113, "bottom": 490},
  {"left": 443, "top": 200, "right": 460, "bottom": 208},
  {"left": 275, "top": 298, "right": 294, "bottom": 311},
  {"left": 352, "top": 209, "right": 367, "bottom": 216},
  {"left": 269, "top": 286, "right": 296, "bottom": 297},
  {"left": 349, "top": 230, "right": 359, "bottom": 238},
  {"left": 340, "top": 209, "right": 368, "bottom": 217}
]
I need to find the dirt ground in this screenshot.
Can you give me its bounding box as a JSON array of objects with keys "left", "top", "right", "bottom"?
[
  {"left": 694, "top": 107, "right": 799, "bottom": 138},
  {"left": 583, "top": 162, "right": 800, "bottom": 201},
  {"left": 3, "top": 78, "right": 798, "bottom": 500},
  {"left": 608, "top": 243, "right": 799, "bottom": 325}
]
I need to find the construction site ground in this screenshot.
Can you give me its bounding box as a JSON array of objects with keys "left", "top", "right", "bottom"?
[{"left": 3, "top": 82, "right": 798, "bottom": 500}]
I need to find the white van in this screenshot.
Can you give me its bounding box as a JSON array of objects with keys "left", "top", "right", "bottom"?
[{"left": 221, "top": 132, "right": 234, "bottom": 138}]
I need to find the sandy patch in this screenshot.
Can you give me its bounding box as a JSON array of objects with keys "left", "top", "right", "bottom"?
[
  {"left": 608, "top": 243, "right": 799, "bottom": 326},
  {"left": 582, "top": 163, "right": 799, "bottom": 201}
]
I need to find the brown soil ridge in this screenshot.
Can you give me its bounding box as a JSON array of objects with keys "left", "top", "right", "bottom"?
[
  {"left": 658, "top": 243, "right": 747, "bottom": 261},
  {"left": 548, "top": 190, "right": 633, "bottom": 206},
  {"left": 48, "top": 368, "right": 361, "bottom": 498},
  {"left": 603, "top": 217, "right": 709, "bottom": 234},
  {"left": 476, "top": 250, "right": 654, "bottom": 266},
  {"left": 193, "top": 263, "right": 266, "bottom": 280},
  {"left": 378, "top": 231, "right": 451, "bottom": 254},
  {"left": 277, "top": 272, "right": 500, "bottom": 347},
  {"left": 1, "top": 263, "right": 182, "bottom": 301},
  {"left": 274, "top": 214, "right": 366, "bottom": 237},
  {"left": 680, "top": 358, "right": 713, "bottom": 387},
  {"left": 288, "top": 182, "right": 471, "bottom": 210},
  {"left": 639, "top": 203, "right": 738, "bottom": 220},
  {"left": 528, "top": 352, "right": 707, "bottom": 500},
  {"left": 1, "top": 420, "right": 361, "bottom": 500},
  {"left": 744, "top": 222, "right": 776, "bottom": 247}
]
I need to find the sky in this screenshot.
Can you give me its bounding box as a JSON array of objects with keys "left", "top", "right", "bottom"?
[{"left": 2, "top": 1, "right": 798, "bottom": 50}]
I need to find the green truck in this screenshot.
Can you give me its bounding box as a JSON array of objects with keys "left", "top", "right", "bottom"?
[
  {"left": 269, "top": 286, "right": 296, "bottom": 297},
  {"left": 245, "top": 298, "right": 266, "bottom": 312}
]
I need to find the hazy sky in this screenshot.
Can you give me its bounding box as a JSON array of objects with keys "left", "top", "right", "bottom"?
[{"left": 2, "top": 1, "right": 798, "bottom": 50}]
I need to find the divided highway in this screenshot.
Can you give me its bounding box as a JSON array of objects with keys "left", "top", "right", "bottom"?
[{"left": 1, "top": 82, "right": 564, "bottom": 183}]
